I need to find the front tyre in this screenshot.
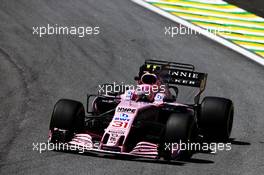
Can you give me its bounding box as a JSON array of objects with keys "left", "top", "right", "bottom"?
[
  {"left": 160, "top": 112, "right": 197, "bottom": 160},
  {"left": 49, "top": 99, "right": 85, "bottom": 143}
]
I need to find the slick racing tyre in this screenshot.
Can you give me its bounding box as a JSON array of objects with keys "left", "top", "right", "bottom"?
[
  {"left": 199, "top": 97, "right": 234, "bottom": 142},
  {"left": 49, "top": 99, "right": 85, "bottom": 142},
  {"left": 161, "top": 112, "right": 197, "bottom": 160}
]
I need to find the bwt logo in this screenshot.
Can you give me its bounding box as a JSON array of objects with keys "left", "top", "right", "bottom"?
[
  {"left": 117, "top": 107, "right": 136, "bottom": 113},
  {"left": 114, "top": 113, "right": 130, "bottom": 121}
]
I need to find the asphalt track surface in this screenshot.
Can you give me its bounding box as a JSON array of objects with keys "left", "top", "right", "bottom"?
[{"left": 0, "top": 0, "right": 264, "bottom": 174}]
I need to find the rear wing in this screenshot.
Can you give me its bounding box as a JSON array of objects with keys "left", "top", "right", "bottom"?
[
  {"left": 144, "top": 60, "right": 207, "bottom": 103},
  {"left": 145, "top": 59, "right": 195, "bottom": 71},
  {"left": 167, "top": 69, "right": 207, "bottom": 89}
]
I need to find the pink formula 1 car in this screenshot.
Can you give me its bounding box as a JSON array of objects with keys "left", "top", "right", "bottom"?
[{"left": 48, "top": 60, "right": 234, "bottom": 160}]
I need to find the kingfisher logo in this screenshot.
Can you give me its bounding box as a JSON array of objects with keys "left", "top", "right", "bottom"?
[
  {"left": 117, "top": 107, "right": 136, "bottom": 113},
  {"left": 114, "top": 113, "right": 130, "bottom": 121}
]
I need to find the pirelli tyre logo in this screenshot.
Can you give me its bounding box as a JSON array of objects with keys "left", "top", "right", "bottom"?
[{"left": 117, "top": 107, "right": 136, "bottom": 113}]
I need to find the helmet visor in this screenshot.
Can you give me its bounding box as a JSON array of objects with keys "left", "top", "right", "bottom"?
[{"left": 141, "top": 73, "right": 157, "bottom": 85}]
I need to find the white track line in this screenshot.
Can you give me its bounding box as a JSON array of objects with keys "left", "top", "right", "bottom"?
[
  {"left": 148, "top": 0, "right": 228, "bottom": 5},
  {"left": 131, "top": 0, "right": 264, "bottom": 66},
  {"left": 145, "top": 0, "right": 246, "bottom": 12}
]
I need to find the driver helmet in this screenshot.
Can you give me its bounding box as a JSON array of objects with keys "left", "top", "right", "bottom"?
[
  {"left": 140, "top": 72, "right": 158, "bottom": 85},
  {"left": 134, "top": 84, "right": 155, "bottom": 102}
]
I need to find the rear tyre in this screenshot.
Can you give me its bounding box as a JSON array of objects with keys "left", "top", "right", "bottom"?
[
  {"left": 199, "top": 97, "right": 234, "bottom": 142},
  {"left": 49, "top": 99, "right": 85, "bottom": 142},
  {"left": 160, "top": 112, "right": 197, "bottom": 160}
]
